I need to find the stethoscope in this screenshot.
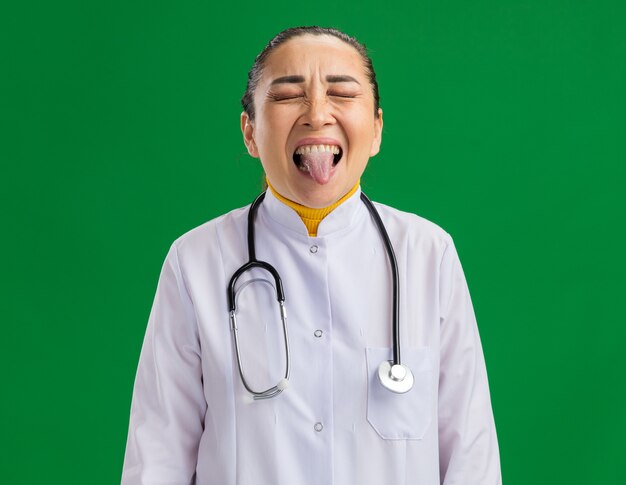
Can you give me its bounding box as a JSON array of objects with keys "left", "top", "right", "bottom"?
[{"left": 228, "top": 191, "right": 414, "bottom": 400}]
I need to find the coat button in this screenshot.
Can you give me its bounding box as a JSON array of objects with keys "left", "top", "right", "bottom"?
[
  {"left": 314, "top": 422, "right": 324, "bottom": 432},
  {"left": 314, "top": 329, "right": 323, "bottom": 338},
  {"left": 309, "top": 245, "right": 318, "bottom": 254}
]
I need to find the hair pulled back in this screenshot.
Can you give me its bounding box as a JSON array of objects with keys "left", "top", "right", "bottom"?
[{"left": 241, "top": 26, "right": 380, "bottom": 120}]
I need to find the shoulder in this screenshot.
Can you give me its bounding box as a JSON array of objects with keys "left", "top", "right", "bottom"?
[
  {"left": 370, "top": 199, "right": 454, "bottom": 251},
  {"left": 168, "top": 204, "right": 250, "bottom": 261}
]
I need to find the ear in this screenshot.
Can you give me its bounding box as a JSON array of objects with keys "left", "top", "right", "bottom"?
[
  {"left": 241, "top": 112, "right": 259, "bottom": 158},
  {"left": 369, "top": 108, "right": 384, "bottom": 157}
]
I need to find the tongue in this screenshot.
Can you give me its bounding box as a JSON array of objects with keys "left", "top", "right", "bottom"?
[{"left": 300, "top": 152, "right": 334, "bottom": 184}]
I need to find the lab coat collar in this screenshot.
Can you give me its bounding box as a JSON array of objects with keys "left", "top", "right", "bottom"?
[{"left": 261, "top": 186, "right": 365, "bottom": 238}]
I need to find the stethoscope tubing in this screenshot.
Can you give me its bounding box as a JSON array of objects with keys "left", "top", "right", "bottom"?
[
  {"left": 228, "top": 191, "right": 290, "bottom": 399},
  {"left": 227, "top": 192, "right": 285, "bottom": 313},
  {"left": 359, "top": 192, "right": 402, "bottom": 367},
  {"left": 228, "top": 190, "right": 410, "bottom": 399}
]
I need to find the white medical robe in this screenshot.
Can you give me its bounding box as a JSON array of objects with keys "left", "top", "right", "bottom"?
[{"left": 122, "top": 187, "right": 501, "bottom": 484}]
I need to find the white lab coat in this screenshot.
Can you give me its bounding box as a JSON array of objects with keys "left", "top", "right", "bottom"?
[{"left": 122, "top": 187, "right": 501, "bottom": 484}]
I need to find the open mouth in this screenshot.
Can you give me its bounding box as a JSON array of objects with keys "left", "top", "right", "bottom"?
[{"left": 292, "top": 144, "right": 343, "bottom": 168}]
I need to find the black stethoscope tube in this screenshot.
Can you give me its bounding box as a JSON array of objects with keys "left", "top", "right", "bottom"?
[
  {"left": 359, "top": 192, "right": 401, "bottom": 367},
  {"left": 227, "top": 192, "right": 285, "bottom": 314}
]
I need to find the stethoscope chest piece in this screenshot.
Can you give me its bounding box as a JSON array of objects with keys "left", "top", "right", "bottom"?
[{"left": 377, "top": 360, "right": 414, "bottom": 394}]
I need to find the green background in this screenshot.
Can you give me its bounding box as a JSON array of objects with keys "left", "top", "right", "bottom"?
[{"left": 2, "top": 0, "right": 625, "bottom": 483}]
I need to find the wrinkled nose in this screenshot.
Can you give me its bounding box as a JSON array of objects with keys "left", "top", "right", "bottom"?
[{"left": 300, "top": 97, "right": 335, "bottom": 129}]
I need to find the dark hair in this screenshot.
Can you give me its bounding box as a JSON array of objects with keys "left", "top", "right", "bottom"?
[{"left": 241, "top": 26, "right": 380, "bottom": 120}]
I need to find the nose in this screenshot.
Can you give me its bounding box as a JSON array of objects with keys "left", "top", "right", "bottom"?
[{"left": 300, "top": 95, "right": 335, "bottom": 130}]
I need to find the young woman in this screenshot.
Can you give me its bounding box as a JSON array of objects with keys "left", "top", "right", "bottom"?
[{"left": 122, "top": 26, "right": 501, "bottom": 485}]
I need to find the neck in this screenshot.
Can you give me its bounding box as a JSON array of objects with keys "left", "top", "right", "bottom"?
[{"left": 266, "top": 181, "right": 360, "bottom": 237}]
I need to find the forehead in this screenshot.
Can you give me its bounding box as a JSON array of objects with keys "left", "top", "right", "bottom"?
[{"left": 261, "top": 35, "right": 366, "bottom": 81}]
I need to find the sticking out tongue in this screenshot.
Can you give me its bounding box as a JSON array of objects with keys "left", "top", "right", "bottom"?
[{"left": 299, "top": 151, "right": 335, "bottom": 184}]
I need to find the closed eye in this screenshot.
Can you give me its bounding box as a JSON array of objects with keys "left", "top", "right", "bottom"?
[
  {"left": 328, "top": 93, "right": 357, "bottom": 98},
  {"left": 268, "top": 93, "right": 304, "bottom": 102}
]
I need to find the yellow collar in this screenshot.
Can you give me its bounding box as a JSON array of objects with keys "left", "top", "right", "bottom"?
[{"left": 266, "top": 180, "right": 360, "bottom": 237}]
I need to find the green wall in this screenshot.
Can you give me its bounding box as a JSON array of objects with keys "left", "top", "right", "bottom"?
[{"left": 2, "top": 1, "right": 624, "bottom": 483}]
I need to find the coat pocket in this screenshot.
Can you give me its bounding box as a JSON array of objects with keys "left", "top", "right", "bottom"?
[{"left": 365, "top": 347, "right": 433, "bottom": 440}]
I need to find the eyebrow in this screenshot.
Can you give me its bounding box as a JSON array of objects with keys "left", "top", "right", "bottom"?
[
  {"left": 270, "top": 74, "right": 361, "bottom": 85},
  {"left": 326, "top": 75, "right": 360, "bottom": 84},
  {"left": 270, "top": 75, "right": 305, "bottom": 85}
]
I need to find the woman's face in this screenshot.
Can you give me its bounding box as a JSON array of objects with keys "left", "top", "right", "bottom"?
[{"left": 241, "top": 34, "right": 383, "bottom": 208}]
